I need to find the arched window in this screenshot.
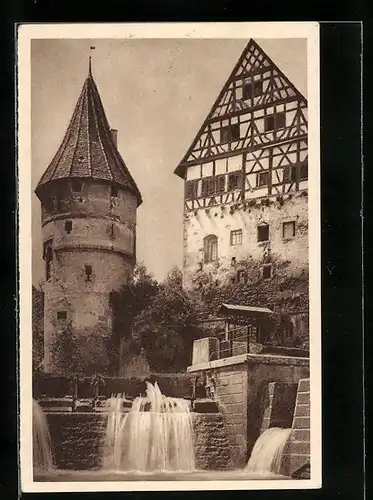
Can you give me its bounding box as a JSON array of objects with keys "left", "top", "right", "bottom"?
[{"left": 203, "top": 234, "right": 218, "bottom": 263}]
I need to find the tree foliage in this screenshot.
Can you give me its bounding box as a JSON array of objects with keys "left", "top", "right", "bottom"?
[{"left": 131, "top": 267, "right": 203, "bottom": 372}]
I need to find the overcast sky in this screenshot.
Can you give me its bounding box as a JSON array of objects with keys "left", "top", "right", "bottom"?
[{"left": 31, "top": 38, "right": 307, "bottom": 285}]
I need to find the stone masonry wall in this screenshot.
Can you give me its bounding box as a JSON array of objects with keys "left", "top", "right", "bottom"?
[
  {"left": 192, "top": 413, "right": 232, "bottom": 470},
  {"left": 183, "top": 194, "right": 308, "bottom": 288},
  {"left": 211, "top": 365, "right": 248, "bottom": 468},
  {"left": 282, "top": 378, "right": 311, "bottom": 477},
  {"left": 188, "top": 353, "right": 309, "bottom": 467},
  {"left": 46, "top": 411, "right": 232, "bottom": 471},
  {"left": 47, "top": 413, "right": 106, "bottom": 470}
]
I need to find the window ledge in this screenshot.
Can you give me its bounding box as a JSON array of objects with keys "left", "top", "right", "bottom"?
[{"left": 257, "top": 240, "right": 269, "bottom": 246}]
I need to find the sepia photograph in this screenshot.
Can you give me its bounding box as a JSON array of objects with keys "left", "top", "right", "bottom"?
[{"left": 18, "top": 22, "right": 321, "bottom": 492}]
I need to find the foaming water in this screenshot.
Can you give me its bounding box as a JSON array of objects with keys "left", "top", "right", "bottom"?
[
  {"left": 246, "top": 427, "right": 291, "bottom": 475},
  {"left": 33, "top": 399, "right": 54, "bottom": 473},
  {"left": 102, "top": 382, "right": 195, "bottom": 472}
]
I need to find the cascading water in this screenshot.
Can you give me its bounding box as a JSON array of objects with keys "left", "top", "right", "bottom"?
[
  {"left": 246, "top": 427, "right": 291, "bottom": 475},
  {"left": 33, "top": 399, "right": 54, "bottom": 472},
  {"left": 102, "top": 381, "right": 195, "bottom": 472}
]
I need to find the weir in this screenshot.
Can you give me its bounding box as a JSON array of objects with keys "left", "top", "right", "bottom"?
[
  {"left": 32, "top": 378, "right": 310, "bottom": 480},
  {"left": 102, "top": 382, "right": 195, "bottom": 472}
]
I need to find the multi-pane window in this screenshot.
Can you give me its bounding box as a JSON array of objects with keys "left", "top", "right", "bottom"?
[
  {"left": 230, "top": 229, "right": 243, "bottom": 246},
  {"left": 242, "top": 80, "right": 262, "bottom": 101},
  {"left": 257, "top": 224, "right": 269, "bottom": 242},
  {"left": 256, "top": 171, "right": 269, "bottom": 187},
  {"left": 265, "top": 111, "right": 286, "bottom": 131},
  {"left": 216, "top": 175, "right": 226, "bottom": 193},
  {"left": 202, "top": 177, "right": 216, "bottom": 197},
  {"left": 220, "top": 123, "right": 240, "bottom": 144},
  {"left": 283, "top": 221, "right": 296, "bottom": 239},
  {"left": 204, "top": 234, "right": 218, "bottom": 263},
  {"left": 237, "top": 270, "right": 248, "bottom": 284},
  {"left": 186, "top": 180, "right": 199, "bottom": 200},
  {"left": 262, "top": 264, "right": 272, "bottom": 279},
  {"left": 228, "top": 171, "right": 242, "bottom": 190}
]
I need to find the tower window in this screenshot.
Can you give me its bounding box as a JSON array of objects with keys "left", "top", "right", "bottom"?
[
  {"left": 265, "top": 112, "right": 286, "bottom": 131},
  {"left": 43, "top": 239, "right": 53, "bottom": 281},
  {"left": 262, "top": 264, "right": 272, "bottom": 279},
  {"left": 71, "top": 179, "right": 83, "bottom": 193},
  {"left": 57, "top": 311, "right": 67, "bottom": 320},
  {"left": 256, "top": 171, "right": 269, "bottom": 187},
  {"left": 220, "top": 124, "right": 240, "bottom": 144},
  {"left": 257, "top": 224, "right": 269, "bottom": 242},
  {"left": 84, "top": 265, "right": 93, "bottom": 282},
  {"left": 230, "top": 229, "right": 243, "bottom": 246},
  {"left": 204, "top": 234, "right": 218, "bottom": 263},
  {"left": 242, "top": 80, "right": 262, "bottom": 101},
  {"left": 111, "top": 185, "right": 119, "bottom": 198},
  {"left": 300, "top": 163, "right": 308, "bottom": 180},
  {"left": 186, "top": 180, "right": 199, "bottom": 200},
  {"left": 283, "top": 221, "right": 296, "bottom": 239},
  {"left": 64, "top": 220, "right": 73, "bottom": 234}
]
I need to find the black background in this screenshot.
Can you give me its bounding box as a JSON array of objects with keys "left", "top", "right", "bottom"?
[{"left": 1, "top": 4, "right": 365, "bottom": 500}]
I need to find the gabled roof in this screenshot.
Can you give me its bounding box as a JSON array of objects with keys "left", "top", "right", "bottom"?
[
  {"left": 35, "top": 63, "right": 142, "bottom": 206},
  {"left": 174, "top": 38, "right": 307, "bottom": 178}
]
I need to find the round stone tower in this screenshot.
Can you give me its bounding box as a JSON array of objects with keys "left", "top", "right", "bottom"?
[{"left": 35, "top": 62, "right": 142, "bottom": 375}]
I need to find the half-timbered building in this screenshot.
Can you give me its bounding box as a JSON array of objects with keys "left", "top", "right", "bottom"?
[{"left": 175, "top": 39, "right": 309, "bottom": 342}]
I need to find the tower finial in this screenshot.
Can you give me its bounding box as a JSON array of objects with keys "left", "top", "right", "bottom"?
[{"left": 89, "top": 46, "right": 96, "bottom": 77}]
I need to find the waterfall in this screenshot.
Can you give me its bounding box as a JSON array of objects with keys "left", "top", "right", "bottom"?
[
  {"left": 102, "top": 381, "right": 195, "bottom": 472},
  {"left": 246, "top": 427, "right": 291, "bottom": 475},
  {"left": 32, "top": 399, "right": 54, "bottom": 472}
]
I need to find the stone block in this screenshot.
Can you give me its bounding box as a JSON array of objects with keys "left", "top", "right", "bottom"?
[
  {"left": 297, "top": 392, "right": 310, "bottom": 404},
  {"left": 192, "top": 337, "right": 220, "bottom": 365},
  {"left": 290, "top": 429, "right": 310, "bottom": 442},
  {"left": 281, "top": 454, "right": 310, "bottom": 478},
  {"left": 293, "top": 416, "right": 310, "bottom": 429},
  {"left": 294, "top": 404, "right": 310, "bottom": 417},
  {"left": 298, "top": 378, "right": 310, "bottom": 392}
]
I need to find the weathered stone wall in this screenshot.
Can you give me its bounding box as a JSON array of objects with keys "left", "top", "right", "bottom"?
[
  {"left": 210, "top": 365, "right": 248, "bottom": 467},
  {"left": 192, "top": 413, "right": 232, "bottom": 470},
  {"left": 183, "top": 193, "right": 307, "bottom": 286},
  {"left": 246, "top": 356, "right": 309, "bottom": 453},
  {"left": 183, "top": 193, "right": 309, "bottom": 346},
  {"left": 188, "top": 353, "right": 309, "bottom": 467},
  {"left": 40, "top": 180, "right": 137, "bottom": 373},
  {"left": 282, "top": 378, "right": 310, "bottom": 476},
  {"left": 46, "top": 411, "right": 232, "bottom": 471},
  {"left": 47, "top": 413, "right": 106, "bottom": 470}
]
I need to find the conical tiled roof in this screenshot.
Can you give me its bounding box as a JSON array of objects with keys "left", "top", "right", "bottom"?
[{"left": 35, "top": 64, "right": 142, "bottom": 206}]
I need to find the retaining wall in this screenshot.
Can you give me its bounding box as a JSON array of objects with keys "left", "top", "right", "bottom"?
[
  {"left": 281, "top": 377, "right": 311, "bottom": 477},
  {"left": 44, "top": 411, "right": 232, "bottom": 471}
]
